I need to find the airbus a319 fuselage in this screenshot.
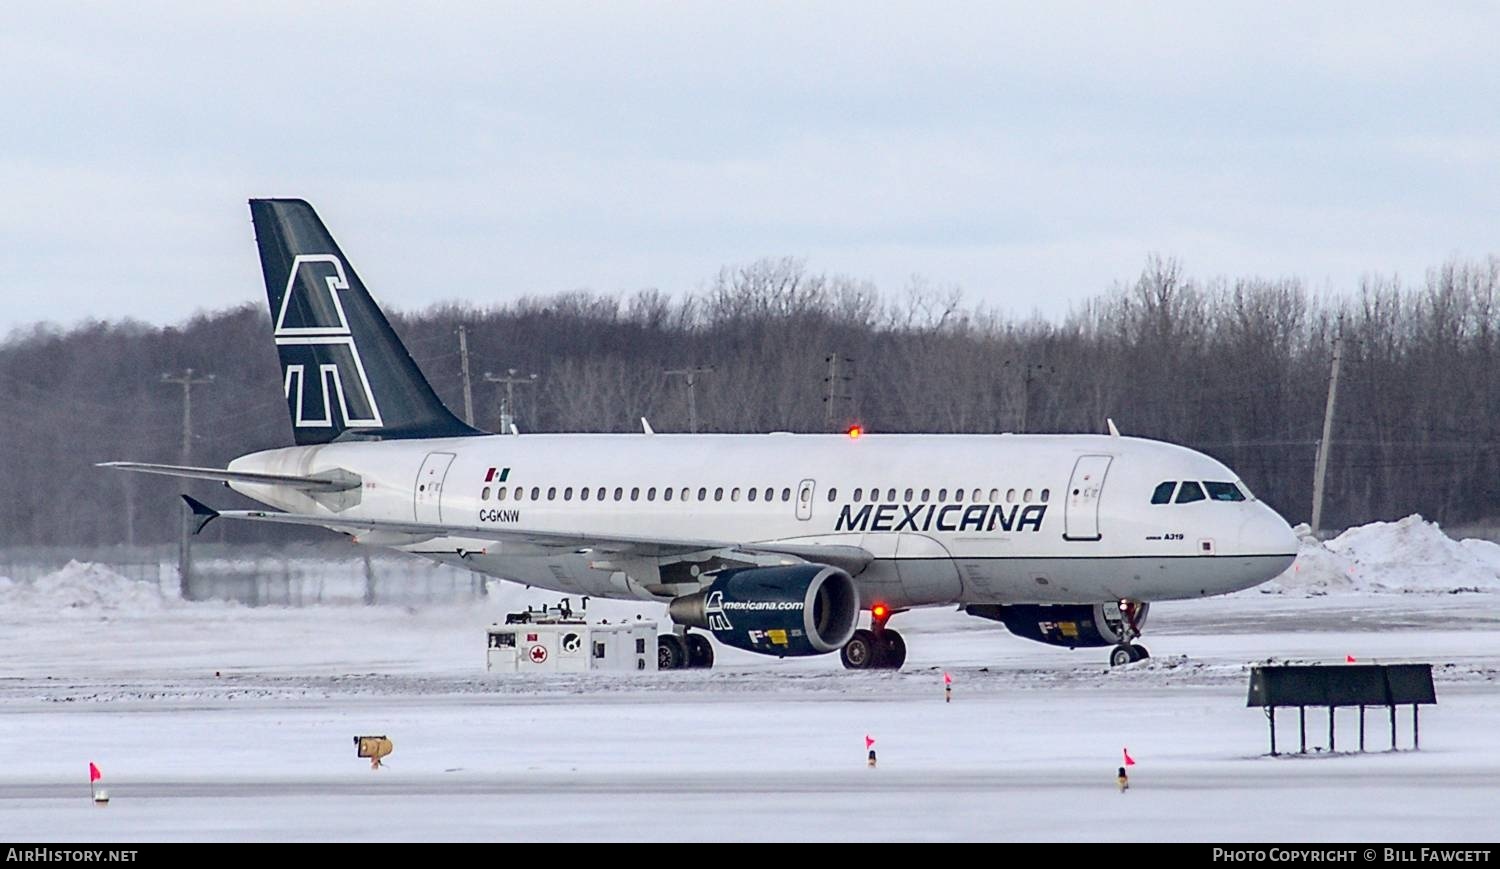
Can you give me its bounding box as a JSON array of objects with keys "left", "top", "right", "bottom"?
[{"left": 106, "top": 199, "right": 1298, "bottom": 671}]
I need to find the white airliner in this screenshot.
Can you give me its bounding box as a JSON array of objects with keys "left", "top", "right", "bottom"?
[{"left": 104, "top": 199, "right": 1299, "bottom": 670}]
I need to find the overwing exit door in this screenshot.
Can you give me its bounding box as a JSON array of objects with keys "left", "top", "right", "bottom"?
[{"left": 795, "top": 479, "right": 816, "bottom": 521}]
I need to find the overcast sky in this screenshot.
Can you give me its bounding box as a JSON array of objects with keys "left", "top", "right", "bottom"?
[{"left": 3, "top": 2, "right": 1497, "bottom": 333}]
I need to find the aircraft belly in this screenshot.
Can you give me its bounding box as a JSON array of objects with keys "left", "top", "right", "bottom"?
[{"left": 953, "top": 555, "right": 1284, "bottom": 603}]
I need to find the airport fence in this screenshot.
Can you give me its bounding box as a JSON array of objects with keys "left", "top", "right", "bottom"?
[{"left": 0, "top": 543, "right": 489, "bottom": 607}]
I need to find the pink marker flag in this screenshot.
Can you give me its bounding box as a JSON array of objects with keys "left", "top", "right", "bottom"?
[
  {"left": 864, "top": 734, "right": 875, "bottom": 750},
  {"left": 943, "top": 672, "right": 952, "bottom": 685},
  {"left": 1122, "top": 747, "right": 1136, "bottom": 767},
  {"left": 1346, "top": 655, "right": 1357, "bottom": 663},
  {"left": 89, "top": 762, "right": 102, "bottom": 783}
]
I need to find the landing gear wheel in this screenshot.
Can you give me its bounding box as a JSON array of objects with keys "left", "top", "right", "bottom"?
[
  {"left": 879, "top": 629, "right": 907, "bottom": 670},
  {"left": 1110, "top": 644, "right": 1147, "bottom": 666},
  {"left": 841, "top": 629, "right": 883, "bottom": 670},
  {"left": 685, "top": 633, "right": 715, "bottom": 669},
  {"left": 1130, "top": 643, "right": 1149, "bottom": 661},
  {"left": 658, "top": 634, "right": 688, "bottom": 670}
]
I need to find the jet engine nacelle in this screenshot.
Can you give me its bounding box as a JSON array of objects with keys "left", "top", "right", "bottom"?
[
  {"left": 668, "top": 564, "right": 859, "bottom": 657},
  {"left": 965, "top": 602, "right": 1151, "bottom": 648}
]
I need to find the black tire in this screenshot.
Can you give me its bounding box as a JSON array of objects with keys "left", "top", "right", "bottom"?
[
  {"left": 1130, "top": 643, "right": 1150, "bottom": 661},
  {"left": 840, "top": 628, "right": 884, "bottom": 670},
  {"left": 685, "top": 633, "right": 715, "bottom": 669},
  {"left": 1109, "top": 644, "right": 1136, "bottom": 667},
  {"left": 880, "top": 629, "right": 907, "bottom": 670},
  {"left": 658, "top": 634, "right": 687, "bottom": 670}
]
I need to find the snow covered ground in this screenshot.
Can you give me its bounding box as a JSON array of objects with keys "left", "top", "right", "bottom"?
[{"left": 2, "top": 516, "right": 1498, "bottom": 841}]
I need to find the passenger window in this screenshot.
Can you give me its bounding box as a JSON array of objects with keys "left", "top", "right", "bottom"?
[
  {"left": 596, "top": 487, "right": 606, "bottom": 501},
  {"left": 747, "top": 488, "right": 757, "bottom": 502},
  {"left": 630, "top": 487, "right": 640, "bottom": 501},
  {"left": 954, "top": 488, "right": 964, "bottom": 503},
  {"left": 972, "top": 488, "right": 982, "bottom": 502},
  {"left": 989, "top": 488, "right": 1000, "bottom": 502},
  {"left": 647, "top": 487, "right": 657, "bottom": 501},
  {"left": 763, "top": 487, "right": 772, "bottom": 502},
  {"left": 497, "top": 487, "right": 507, "bottom": 501},
  {"left": 782, "top": 488, "right": 792, "bottom": 501},
  {"left": 1024, "top": 488, "right": 1033, "bottom": 501},
  {"left": 1040, "top": 488, "right": 1049, "bottom": 503},
  {"left": 904, "top": 488, "right": 914, "bottom": 502},
  {"left": 481, "top": 487, "right": 490, "bottom": 501},
  {"left": 531, "top": 487, "right": 541, "bottom": 500},
  {"left": 853, "top": 488, "right": 862, "bottom": 502},
  {"left": 563, "top": 487, "right": 573, "bottom": 501},
  {"left": 732, "top": 487, "right": 741, "bottom": 501},
  {"left": 714, "top": 487, "right": 724, "bottom": 501},
  {"left": 1150, "top": 482, "right": 1176, "bottom": 505},
  {"left": 921, "top": 488, "right": 931, "bottom": 501},
  {"left": 613, "top": 487, "right": 623, "bottom": 501},
  {"left": 580, "top": 487, "right": 590, "bottom": 501},
  {"left": 938, "top": 488, "right": 947, "bottom": 502},
  {"left": 827, "top": 487, "right": 838, "bottom": 502},
  {"left": 887, "top": 488, "right": 897, "bottom": 501},
  {"left": 1176, "top": 481, "right": 1206, "bottom": 504},
  {"left": 665, "top": 487, "right": 674, "bottom": 501},
  {"left": 1204, "top": 481, "right": 1246, "bottom": 502},
  {"left": 1006, "top": 488, "right": 1016, "bottom": 503},
  {"left": 698, "top": 487, "right": 708, "bottom": 501},
  {"left": 514, "top": 487, "right": 524, "bottom": 502}
]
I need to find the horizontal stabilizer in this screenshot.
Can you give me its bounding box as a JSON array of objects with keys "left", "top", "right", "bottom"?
[{"left": 98, "top": 462, "right": 360, "bottom": 492}]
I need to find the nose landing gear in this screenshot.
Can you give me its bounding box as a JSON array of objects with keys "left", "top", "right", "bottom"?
[{"left": 1109, "top": 599, "right": 1150, "bottom": 666}]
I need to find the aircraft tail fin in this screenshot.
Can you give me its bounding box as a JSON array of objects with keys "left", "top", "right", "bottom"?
[{"left": 249, "top": 198, "right": 480, "bottom": 445}]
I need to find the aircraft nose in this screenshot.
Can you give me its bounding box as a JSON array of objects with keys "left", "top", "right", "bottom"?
[{"left": 1241, "top": 504, "right": 1299, "bottom": 566}]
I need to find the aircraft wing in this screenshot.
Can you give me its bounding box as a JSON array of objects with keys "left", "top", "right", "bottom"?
[
  {"left": 100, "top": 462, "right": 360, "bottom": 493},
  {"left": 181, "top": 496, "right": 872, "bottom": 571}
]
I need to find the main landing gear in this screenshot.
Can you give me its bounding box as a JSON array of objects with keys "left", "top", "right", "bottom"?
[
  {"left": 1108, "top": 599, "right": 1150, "bottom": 667},
  {"left": 658, "top": 631, "right": 715, "bottom": 670},
  {"left": 840, "top": 607, "right": 907, "bottom": 670}
]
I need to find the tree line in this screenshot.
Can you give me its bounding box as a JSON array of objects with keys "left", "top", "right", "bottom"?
[{"left": 2, "top": 255, "right": 1496, "bottom": 546}]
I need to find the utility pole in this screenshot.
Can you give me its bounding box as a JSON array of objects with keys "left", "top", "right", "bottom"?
[
  {"left": 1311, "top": 326, "right": 1344, "bottom": 537},
  {"left": 457, "top": 325, "right": 475, "bottom": 426},
  {"left": 822, "top": 354, "right": 855, "bottom": 430},
  {"left": 483, "top": 368, "right": 537, "bottom": 433},
  {"left": 1008, "top": 361, "right": 1051, "bottom": 433},
  {"left": 665, "top": 366, "right": 713, "bottom": 433},
  {"left": 162, "top": 368, "right": 215, "bottom": 600}
]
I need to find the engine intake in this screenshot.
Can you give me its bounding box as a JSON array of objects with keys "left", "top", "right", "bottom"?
[
  {"left": 966, "top": 602, "right": 1150, "bottom": 648},
  {"left": 669, "top": 564, "right": 859, "bottom": 657}
]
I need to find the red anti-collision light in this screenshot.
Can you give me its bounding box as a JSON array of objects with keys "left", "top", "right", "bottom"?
[{"left": 847, "top": 425, "right": 863, "bottom": 439}]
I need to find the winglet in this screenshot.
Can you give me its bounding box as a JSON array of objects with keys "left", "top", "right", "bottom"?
[
  {"left": 181, "top": 495, "right": 220, "bottom": 535},
  {"left": 641, "top": 417, "right": 655, "bottom": 435},
  {"left": 1107, "top": 418, "right": 1121, "bottom": 437}
]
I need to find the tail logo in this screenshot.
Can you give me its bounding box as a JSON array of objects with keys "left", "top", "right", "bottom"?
[{"left": 273, "top": 255, "right": 384, "bottom": 430}]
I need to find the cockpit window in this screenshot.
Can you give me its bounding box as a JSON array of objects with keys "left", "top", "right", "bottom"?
[
  {"left": 1204, "top": 481, "right": 1246, "bottom": 502},
  {"left": 1150, "top": 482, "right": 1176, "bottom": 505},
  {"left": 1175, "top": 481, "right": 1206, "bottom": 503}
]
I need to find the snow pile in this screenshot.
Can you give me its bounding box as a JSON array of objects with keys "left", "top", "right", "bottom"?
[
  {"left": 0, "top": 561, "right": 168, "bottom": 612},
  {"left": 1265, "top": 514, "right": 1500, "bottom": 595},
  {"left": 1258, "top": 523, "right": 1361, "bottom": 595}
]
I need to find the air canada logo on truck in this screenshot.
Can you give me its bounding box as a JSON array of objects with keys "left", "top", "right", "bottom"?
[
  {"left": 273, "top": 254, "right": 383, "bottom": 430},
  {"left": 835, "top": 501, "right": 1048, "bottom": 533}
]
